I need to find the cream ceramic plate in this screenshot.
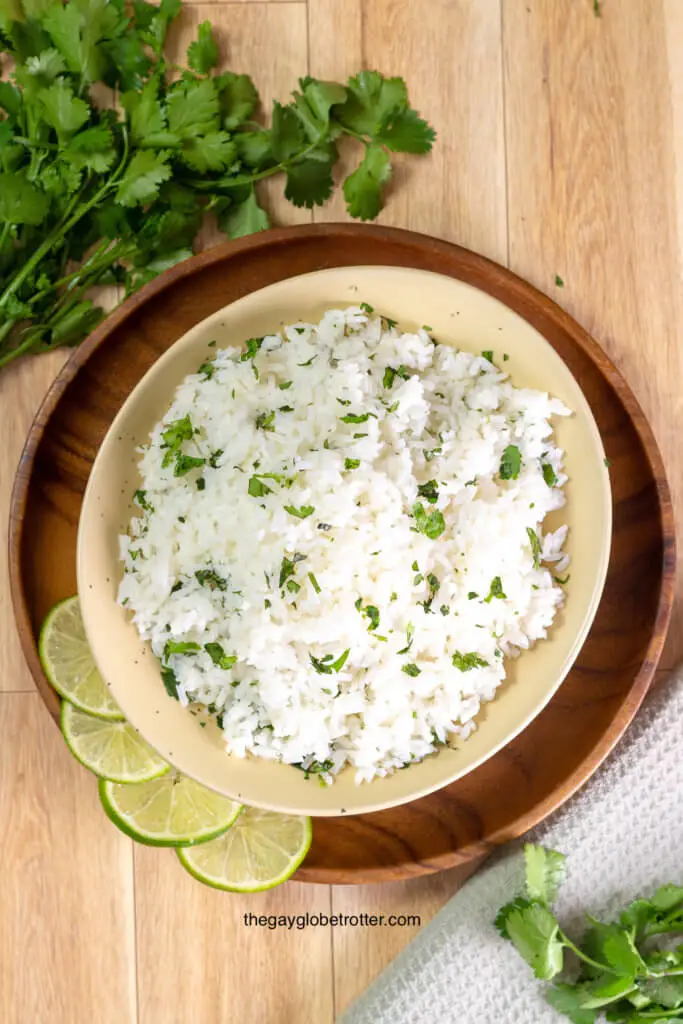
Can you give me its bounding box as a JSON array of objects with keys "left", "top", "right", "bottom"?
[{"left": 77, "top": 266, "right": 612, "bottom": 816}]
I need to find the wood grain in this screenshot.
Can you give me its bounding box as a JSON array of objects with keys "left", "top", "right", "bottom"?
[
  {"left": 0, "top": 694, "right": 136, "bottom": 1023},
  {"left": 135, "top": 852, "right": 333, "bottom": 1024},
  {"left": 2, "top": 4, "right": 683, "bottom": 1023}
]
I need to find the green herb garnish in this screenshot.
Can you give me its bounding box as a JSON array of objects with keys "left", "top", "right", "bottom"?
[
  {"left": 255, "top": 410, "right": 276, "bottom": 432},
  {"left": 278, "top": 552, "right": 306, "bottom": 588},
  {"left": 468, "top": 591, "right": 478, "bottom": 600},
  {"left": 496, "top": 844, "right": 683, "bottom": 1021},
  {"left": 526, "top": 527, "right": 542, "bottom": 568},
  {"left": 542, "top": 462, "right": 558, "bottom": 487},
  {"left": 279, "top": 381, "right": 293, "bottom": 390},
  {"left": 174, "top": 453, "right": 206, "bottom": 477},
  {"left": 417, "top": 480, "right": 439, "bottom": 504},
  {"left": 293, "top": 757, "right": 335, "bottom": 780},
  {"left": 133, "top": 489, "right": 154, "bottom": 513},
  {"left": 424, "top": 446, "right": 443, "bottom": 462},
  {"left": 452, "top": 651, "right": 488, "bottom": 671},
  {"left": 248, "top": 476, "right": 272, "bottom": 497},
  {"left": 195, "top": 568, "right": 228, "bottom": 591},
  {"left": 360, "top": 302, "right": 374, "bottom": 313},
  {"left": 412, "top": 502, "right": 446, "bottom": 539},
  {"left": 402, "top": 663, "right": 421, "bottom": 676},
  {"left": 196, "top": 477, "right": 206, "bottom": 491},
  {"left": 283, "top": 504, "right": 315, "bottom": 519},
  {"left": 340, "top": 412, "right": 371, "bottom": 424},
  {"left": 160, "top": 666, "right": 180, "bottom": 700},
  {"left": 485, "top": 576, "right": 507, "bottom": 602},
  {"left": 419, "top": 573, "right": 440, "bottom": 613},
  {"left": 500, "top": 445, "right": 522, "bottom": 480},
  {"left": 482, "top": 350, "right": 494, "bottom": 362},
  {"left": 309, "top": 649, "right": 350, "bottom": 674},
  {"left": 204, "top": 643, "right": 237, "bottom": 670},
  {"left": 164, "top": 639, "right": 201, "bottom": 659},
  {"left": 345, "top": 458, "right": 361, "bottom": 470},
  {"left": 397, "top": 623, "right": 414, "bottom": 654},
  {"left": 209, "top": 449, "right": 223, "bottom": 469},
  {"left": 308, "top": 572, "right": 321, "bottom": 594},
  {"left": 555, "top": 274, "right": 564, "bottom": 287},
  {"left": 382, "top": 364, "right": 410, "bottom": 389}
]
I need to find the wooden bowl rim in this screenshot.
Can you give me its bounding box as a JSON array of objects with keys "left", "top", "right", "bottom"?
[{"left": 8, "top": 223, "right": 676, "bottom": 882}]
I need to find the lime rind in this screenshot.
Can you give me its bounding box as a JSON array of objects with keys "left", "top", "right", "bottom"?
[
  {"left": 61, "top": 702, "right": 170, "bottom": 784},
  {"left": 177, "top": 808, "right": 312, "bottom": 892},
  {"left": 40, "top": 596, "right": 124, "bottom": 721},
  {"left": 99, "top": 776, "right": 243, "bottom": 847}
]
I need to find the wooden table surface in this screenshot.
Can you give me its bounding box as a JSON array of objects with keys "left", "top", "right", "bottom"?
[{"left": 2, "top": 2, "right": 683, "bottom": 1022}]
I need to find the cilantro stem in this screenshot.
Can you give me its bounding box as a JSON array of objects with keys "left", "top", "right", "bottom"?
[
  {"left": 187, "top": 139, "right": 321, "bottom": 191},
  {"left": 556, "top": 929, "right": 609, "bottom": 973}
]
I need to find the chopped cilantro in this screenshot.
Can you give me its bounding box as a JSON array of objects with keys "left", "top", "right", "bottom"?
[
  {"left": 499, "top": 445, "right": 522, "bottom": 480},
  {"left": 360, "top": 302, "right": 374, "bottom": 313},
  {"left": 345, "top": 458, "right": 361, "bottom": 470},
  {"left": 293, "top": 757, "right": 335, "bottom": 779},
  {"left": 133, "top": 489, "right": 154, "bottom": 513},
  {"left": 417, "top": 479, "right": 439, "bottom": 504},
  {"left": 541, "top": 462, "right": 557, "bottom": 487},
  {"left": 286, "top": 580, "right": 300, "bottom": 594},
  {"left": 195, "top": 568, "right": 228, "bottom": 591},
  {"left": 390, "top": 592, "right": 398, "bottom": 601},
  {"left": 424, "top": 446, "right": 443, "bottom": 462},
  {"left": 452, "top": 651, "right": 488, "bottom": 671},
  {"left": 382, "top": 316, "right": 398, "bottom": 329},
  {"left": 440, "top": 605, "right": 449, "bottom": 616},
  {"left": 248, "top": 476, "right": 272, "bottom": 497},
  {"left": 317, "top": 523, "right": 332, "bottom": 532},
  {"left": 555, "top": 274, "right": 564, "bottom": 287},
  {"left": 482, "top": 350, "right": 494, "bottom": 362},
  {"left": 383, "top": 364, "right": 410, "bottom": 389},
  {"left": 412, "top": 561, "right": 420, "bottom": 572},
  {"left": 196, "top": 477, "right": 206, "bottom": 491},
  {"left": 604, "top": 457, "right": 611, "bottom": 468},
  {"left": 198, "top": 361, "right": 214, "bottom": 380},
  {"left": 468, "top": 591, "right": 478, "bottom": 600},
  {"left": 363, "top": 605, "right": 380, "bottom": 631},
  {"left": 485, "top": 576, "right": 507, "bottom": 602},
  {"left": 308, "top": 572, "right": 321, "bottom": 594},
  {"left": 283, "top": 504, "right": 315, "bottom": 519},
  {"left": 174, "top": 453, "right": 206, "bottom": 477},
  {"left": 353, "top": 432, "right": 368, "bottom": 439},
  {"left": 161, "top": 415, "right": 194, "bottom": 450},
  {"left": 279, "top": 405, "right": 294, "bottom": 413},
  {"left": 279, "top": 381, "right": 293, "bottom": 390},
  {"left": 240, "top": 336, "right": 264, "bottom": 362},
  {"left": 170, "top": 581, "right": 183, "bottom": 594},
  {"left": 161, "top": 666, "right": 179, "bottom": 700},
  {"left": 553, "top": 574, "right": 570, "bottom": 585},
  {"left": 278, "top": 553, "right": 306, "bottom": 588},
  {"left": 256, "top": 410, "right": 276, "bottom": 432},
  {"left": 164, "top": 639, "right": 201, "bottom": 659},
  {"left": 419, "top": 573, "right": 440, "bottom": 613},
  {"left": 526, "top": 527, "right": 542, "bottom": 568},
  {"left": 204, "top": 643, "right": 237, "bottom": 670},
  {"left": 340, "top": 412, "right": 371, "bottom": 424},
  {"left": 309, "top": 649, "right": 350, "bottom": 674},
  {"left": 402, "top": 663, "right": 421, "bottom": 676},
  {"left": 209, "top": 449, "right": 223, "bottom": 469},
  {"left": 354, "top": 597, "right": 363, "bottom": 611},
  {"left": 397, "top": 623, "right": 414, "bottom": 655},
  {"left": 298, "top": 355, "right": 317, "bottom": 367},
  {"left": 337, "top": 398, "right": 352, "bottom": 406},
  {"left": 412, "top": 502, "right": 446, "bottom": 539}
]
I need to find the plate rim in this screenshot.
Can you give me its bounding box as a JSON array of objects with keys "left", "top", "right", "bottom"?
[{"left": 8, "top": 223, "right": 676, "bottom": 882}]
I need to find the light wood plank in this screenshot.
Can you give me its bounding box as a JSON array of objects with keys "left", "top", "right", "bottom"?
[
  {"left": 0, "top": 353, "right": 67, "bottom": 692},
  {"left": 503, "top": 0, "right": 683, "bottom": 667},
  {"left": 308, "top": 0, "right": 508, "bottom": 264},
  {"left": 166, "top": 2, "right": 312, "bottom": 251},
  {"left": 308, "top": 0, "right": 507, "bottom": 1007},
  {"left": 135, "top": 851, "right": 334, "bottom": 1024},
  {"left": 0, "top": 694, "right": 136, "bottom": 1023},
  {"left": 136, "top": 9, "right": 331, "bottom": 1024}
]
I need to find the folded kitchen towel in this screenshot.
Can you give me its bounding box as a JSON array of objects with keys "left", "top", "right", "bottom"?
[{"left": 340, "top": 669, "right": 683, "bottom": 1024}]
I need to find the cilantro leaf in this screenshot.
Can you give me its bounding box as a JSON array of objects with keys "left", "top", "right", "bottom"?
[
  {"left": 338, "top": 71, "right": 408, "bottom": 136},
  {"left": 340, "top": 412, "right": 370, "bottom": 424},
  {"left": 218, "top": 188, "right": 270, "bottom": 240},
  {"left": 298, "top": 77, "right": 347, "bottom": 124},
  {"left": 412, "top": 502, "right": 446, "bottom": 539},
  {"left": 542, "top": 461, "right": 558, "bottom": 487},
  {"left": 452, "top": 652, "right": 488, "bottom": 671},
  {"left": 503, "top": 901, "right": 564, "bottom": 981},
  {"left": 187, "top": 20, "right": 218, "bottom": 75},
  {"left": 485, "top": 576, "right": 506, "bottom": 602},
  {"left": 375, "top": 107, "right": 436, "bottom": 154},
  {"left": 527, "top": 527, "right": 542, "bottom": 568},
  {"left": 283, "top": 504, "right": 315, "bottom": 519},
  {"left": 270, "top": 101, "right": 306, "bottom": 162},
  {"left": 167, "top": 78, "right": 219, "bottom": 138},
  {"left": 204, "top": 642, "right": 237, "bottom": 670},
  {"left": 343, "top": 143, "right": 392, "bottom": 221},
  {"left": 121, "top": 80, "right": 172, "bottom": 145},
  {"left": 38, "top": 79, "right": 90, "bottom": 140},
  {"left": 64, "top": 126, "right": 116, "bottom": 172},
  {"left": 164, "top": 639, "right": 200, "bottom": 659},
  {"left": 216, "top": 71, "right": 259, "bottom": 130},
  {"left": 173, "top": 453, "right": 205, "bottom": 477},
  {"left": 284, "top": 146, "right": 335, "bottom": 208},
  {"left": 0, "top": 172, "right": 49, "bottom": 225},
  {"left": 160, "top": 665, "right": 179, "bottom": 699},
  {"left": 309, "top": 649, "right": 350, "bottom": 674},
  {"left": 500, "top": 444, "right": 522, "bottom": 480},
  {"left": 248, "top": 476, "right": 272, "bottom": 497},
  {"left": 402, "top": 663, "right": 421, "bottom": 676},
  {"left": 116, "top": 150, "right": 172, "bottom": 207},
  {"left": 524, "top": 844, "right": 566, "bottom": 906},
  {"left": 180, "top": 131, "right": 237, "bottom": 173},
  {"left": 581, "top": 918, "right": 646, "bottom": 979},
  {"left": 545, "top": 984, "right": 598, "bottom": 1024},
  {"left": 417, "top": 479, "right": 439, "bottom": 504},
  {"left": 195, "top": 568, "right": 228, "bottom": 591}
]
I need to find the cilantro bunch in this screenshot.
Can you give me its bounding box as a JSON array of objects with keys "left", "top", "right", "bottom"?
[
  {"left": 0, "top": 0, "right": 435, "bottom": 370},
  {"left": 496, "top": 844, "right": 683, "bottom": 1022}
]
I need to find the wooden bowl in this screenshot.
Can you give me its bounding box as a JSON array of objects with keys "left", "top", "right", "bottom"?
[
  {"left": 9, "top": 225, "right": 675, "bottom": 881},
  {"left": 76, "top": 265, "right": 611, "bottom": 817}
]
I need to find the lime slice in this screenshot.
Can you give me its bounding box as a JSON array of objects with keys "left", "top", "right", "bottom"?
[
  {"left": 61, "top": 702, "right": 170, "bottom": 783},
  {"left": 40, "top": 596, "right": 123, "bottom": 721},
  {"left": 99, "top": 775, "right": 242, "bottom": 847},
  {"left": 177, "top": 807, "right": 312, "bottom": 891}
]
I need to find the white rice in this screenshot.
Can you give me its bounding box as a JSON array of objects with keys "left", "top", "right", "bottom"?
[{"left": 118, "top": 307, "right": 571, "bottom": 783}]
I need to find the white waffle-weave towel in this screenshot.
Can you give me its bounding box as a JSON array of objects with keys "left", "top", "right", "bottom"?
[{"left": 340, "top": 670, "right": 683, "bottom": 1024}]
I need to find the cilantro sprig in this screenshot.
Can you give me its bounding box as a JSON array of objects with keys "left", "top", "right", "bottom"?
[
  {"left": 497, "top": 844, "right": 683, "bottom": 1022},
  {"left": 0, "top": 4, "right": 434, "bottom": 370}
]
